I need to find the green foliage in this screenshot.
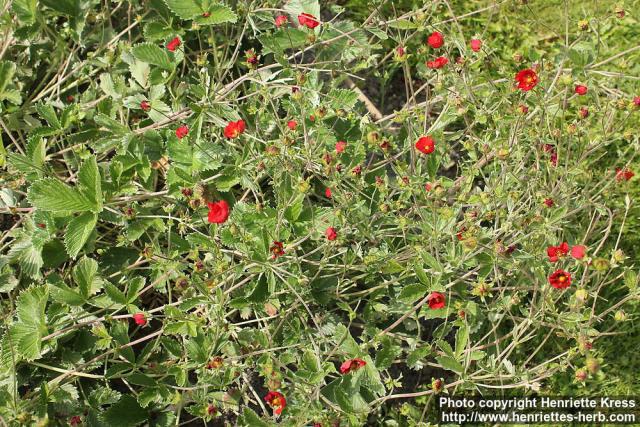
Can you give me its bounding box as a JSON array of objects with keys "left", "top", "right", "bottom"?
[{"left": 1, "top": 0, "right": 639, "bottom": 425}]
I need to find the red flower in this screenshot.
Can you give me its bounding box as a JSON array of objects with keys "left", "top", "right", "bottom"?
[
  {"left": 615, "top": 167, "right": 634, "bottom": 182},
  {"left": 548, "top": 269, "right": 571, "bottom": 289},
  {"left": 270, "top": 241, "right": 285, "bottom": 259},
  {"left": 425, "top": 182, "right": 433, "bottom": 191},
  {"left": 547, "top": 242, "right": 569, "bottom": 262},
  {"left": 275, "top": 15, "right": 288, "bottom": 28},
  {"left": 515, "top": 69, "right": 538, "bottom": 91},
  {"left": 544, "top": 198, "right": 554, "bottom": 207},
  {"left": 575, "top": 85, "right": 588, "bottom": 95},
  {"left": 325, "top": 227, "right": 337, "bottom": 241},
  {"left": 176, "top": 125, "right": 189, "bottom": 139},
  {"left": 166, "top": 37, "right": 181, "bottom": 52},
  {"left": 140, "top": 100, "right": 151, "bottom": 112},
  {"left": 298, "top": 13, "right": 320, "bottom": 29},
  {"left": 352, "top": 165, "right": 362, "bottom": 176},
  {"left": 70, "top": 416, "right": 82, "bottom": 426},
  {"left": 264, "top": 391, "right": 286, "bottom": 415},
  {"left": 339, "top": 358, "right": 366, "bottom": 374},
  {"left": 427, "top": 31, "right": 444, "bottom": 48},
  {"left": 395, "top": 46, "right": 406, "bottom": 57},
  {"left": 634, "top": 96, "right": 640, "bottom": 107},
  {"left": 133, "top": 313, "right": 147, "bottom": 326},
  {"left": 224, "top": 119, "right": 246, "bottom": 139},
  {"left": 287, "top": 120, "right": 297, "bottom": 130},
  {"left": 335, "top": 140, "right": 347, "bottom": 153},
  {"left": 470, "top": 39, "right": 482, "bottom": 52},
  {"left": 415, "top": 136, "right": 435, "bottom": 154},
  {"left": 426, "top": 56, "right": 449, "bottom": 69},
  {"left": 427, "top": 292, "right": 446, "bottom": 309},
  {"left": 207, "top": 404, "right": 217, "bottom": 415},
  {"left": 325, "top": 187, "right": 332, "bottom": 198},
  {"left": 207, "top": 200, "right": 230, "bottom": 224},
  {"left": 571, "top": 245, "right": 586, "bottom": 259}
]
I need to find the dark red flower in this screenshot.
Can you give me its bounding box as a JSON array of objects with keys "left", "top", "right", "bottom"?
[
  {"left": 395, "top": 46, "right": 406, "bottom": 57},
  {"left": 456, "top": 226, "right": 467, "bottom": 241},
  {"left": 335, "top": 140, "right": 347, "bottom": 153},
  {"left": 339, "top": 358, "right": 366, "bottom": 374},
  {"left": 287, "top": 120, "right": 297, "bottom": 130},
  {"left": 352, "top": 165, "right": 362, "bottom": 176},
  {"left": 543, "top": 144, "right": 558, "bottom": 166},
  {"left": 207, "top": 200, "right": 230, "bottom": 224},
  {"left": 140, "top": 100, "right": 151, "bottom": 112},
  {"left": 575, "top": 85, "right": 588, "bottom": 95},
  {"left": 425, "top": 182, "right": 432, "bottom": 191},
  {"left": 207, "top": 404, "right": 217, "bottom": 415},
  {"left": 549, "top": 269, "right": 571, "bottom": 289},
  {"left": 70, "top": 415, "right": 82, "bottom": 426},
  {"left": 176, "top": 125, "right": 189, "bottom": 139},
  {"left": 270, "top": 241, "right": 285, "bottom": 259},
  {"left": 133, "top": 313, "right": 146, "bottom": 326},
  {"left": 634, "top": 96, "right": 640, "bottom": 107},
  {"left": 415, "top": 136, "right": 435, "bottom": 154},
  {"left": 298, "top": 13, "right": 320, "bottom": 29},
  {"left": 325, "top": 187, "right": 332, "bottom": 198},
  {"left": 325, "top": 227, "right": 337, "bottom": 241},
  {"left": 544, "top": 198, "right": 554, "bottom": 207},
  {"left": 579, "top": 107, "right": 589, "bottom": 119},
  {"left": 426, "top": 56, "right": 449, "bottom": 69},
  {"left": 224, "top": 119, "right": 246, "bottom": 139},
  {"left": 470, "top": 39, "right": 482, "bottom": 52},
  {"left": 427, "top": 31, "right": 444, "bottom": 48},
  {"left": 547, "top": 242, "right": 569, "bottom": 262},
  {"left": 615, "top": 167, "right": 634, "bottom": 182},
  {"left": 571, "top": 245, "right": 586, "bottom": 259},
  {"left": 264, "top": 391, "right": 286, "bottom": 415},
  {"left": 427, "top": 292, "right": 446, "bottom": 309},
  {"left": 245, "top": 49, "right": 258, "bottom": 66},
  {"left": 66, "top": 95, "right": 75, "bottom": 103},
  {"left": 275, "top": 15, "right": 288, "bottom": 28},
  {"left": 515, "top": 68, "right": 538, "bottom": 91},
  {"left": 518, "top": 104, "right": 529, "bottom": 114},
  {"left": 166, "top": 36, "right": 181, "bottom": 52}
]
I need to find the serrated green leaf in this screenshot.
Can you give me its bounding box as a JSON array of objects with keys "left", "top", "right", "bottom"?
[
  {"left": 36, "top": 104, "right": 61, "bottom": 129},
  {"left": 131, "top": 43, "right": 174, "bottom": 70},
  {"left": 455, "top": 325, "right": 469, "bottom": 358},
  {"left": 194, "top": 4, "right": 238, "bottom": 25},
  {"left": 10, "top": 286, "right": 48, "bottom": 361},
  {"left": 7, "top": 237, "right": 43, "bottom": 278},
  {"left": 103, "top": 396, "right": 148, "bottom": 427},
  {"left": 0, "top": 61, "right": 16, "bottom": 95},
  {"left": 28, "top": 178, "right": 96, "bottom": 213},
  {"left": 436, "top": 355, "right": 464, "bottom": 374},
  {"left": 104, "top": 283, "right": 128, "bottom": 305},
  {"left": 163, "top": 0, "right": 202, "bottom": 19},
  {"left": 12, "top": 0, "right": 38, "bottom": 24},
  {"left": 64, "top": 212, "right": 97, "bottom": 258},
  {"left": 259, "top": 29, "right": 307, "bottom": 54},
  {"left": 328, "top": 88, "right": 358, "bottom": 111},
  {"left": 78, "top": 156, "right": 103, "bottom": 211},
  {"left": 73, "top": 257, "right": 101, "bottom": 298},
  {"left": 387, "top": 19, "right": 417, "bottom": 30}
]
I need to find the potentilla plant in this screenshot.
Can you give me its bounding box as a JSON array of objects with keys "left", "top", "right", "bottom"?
[{"left": 0, "top": 0, "right": 639, "bottom": 425}]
